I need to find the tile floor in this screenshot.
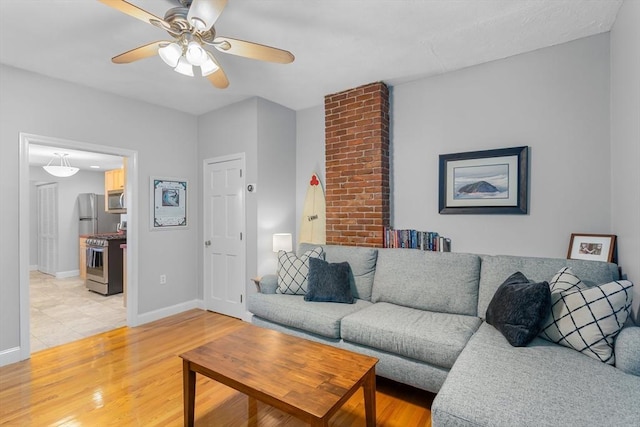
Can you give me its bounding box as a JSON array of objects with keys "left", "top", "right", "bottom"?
[{"left": 30, "top": 271, "right": 126, "bottom": 352}]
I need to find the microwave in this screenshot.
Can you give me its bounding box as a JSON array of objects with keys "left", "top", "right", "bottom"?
[{"left": 107, "top": 189, "right": 126, "bottom": 213}]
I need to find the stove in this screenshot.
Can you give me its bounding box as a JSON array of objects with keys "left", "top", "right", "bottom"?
[{"left": 85, "top": 234, "right": 126, "bottom": 295}]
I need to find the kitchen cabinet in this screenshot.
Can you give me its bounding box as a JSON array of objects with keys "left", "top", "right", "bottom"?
[
  {"left": 104, "top": 160, "right": 127, "bottom": 213},
  {"left": 79, "top": 237, "right": 87, "bottom": 279},
  {"left": 105, "top": 168, "right": 125, "bottom": 192}
]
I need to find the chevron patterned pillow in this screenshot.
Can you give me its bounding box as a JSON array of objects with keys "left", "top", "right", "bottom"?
[
  {"left": 539, "top": 267, "right": 633, "bottom": 364},
  {"left": 276, "top": 247, "right": 325, "bottom": 295}
]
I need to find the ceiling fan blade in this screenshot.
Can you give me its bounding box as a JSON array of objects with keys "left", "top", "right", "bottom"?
[
  {"left": 213, "top": 37, "right": 294, "bottom": 64},
  {"left": 112, "top": 41, "right": 166, "bottom": 64},
  {"left": 98, "top": 0, "right": 168, "bottom": 27},
  {"left": 187, "top": 0, "right": 227, "bottom": 31},
  {"left": 206, "top": 64, "right": 229, "bottom": 89}
]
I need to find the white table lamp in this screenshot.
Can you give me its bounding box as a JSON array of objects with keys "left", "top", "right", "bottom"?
[{"left": 273, "top": 233, "right": 293, "bottom": 253}]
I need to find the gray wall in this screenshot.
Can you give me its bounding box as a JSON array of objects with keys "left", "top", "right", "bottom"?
[
  {"left": 197, "top": 98, "right": 296, "bottom": 302},
  {"left": 296, "top": 34, "right": 613, "bottom": 259},
  {"left": 29, "top": 167, "right": 107, "bottom": 274},
  {"left": 0, "top": 65, "right": 199, "bottom": 354},
  {"left": 610, "top": 0, "right": 640, "bottom": 322},
  {"left": 197, "top": 98, "right": 258, "bottom": 302},
  {"left": 392, "top": 34, "right": 611, "bottom": 257},
  {"left": 295, "top": 32, "right": 640, "bottom": 316},
  {"left": 256, "top": 98, "right": 297, "bottom": 275}
]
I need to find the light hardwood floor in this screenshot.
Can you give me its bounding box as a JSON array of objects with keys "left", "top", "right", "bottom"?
[{"left": 1, "top": 309, "right": 434, "bottom": 426}]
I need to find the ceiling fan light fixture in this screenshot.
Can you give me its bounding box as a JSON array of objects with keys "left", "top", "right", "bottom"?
[
  {"left": 174, "top": 56, "right": 195, "bottom": 76},
  {"left": 200, "top": 54, "right": 219, "bottom": 76},
  {"left": 43, "top": 153, "right": 79, "bottom": 178},
  {"left": 186, "top": 41, "right": 208, "bottom": 66},
  {"left": 190, "top": 17, "right": 207, "bottom": 31},
  {"left": 159, "top": 42, "right": 182, "bottom": 68}
]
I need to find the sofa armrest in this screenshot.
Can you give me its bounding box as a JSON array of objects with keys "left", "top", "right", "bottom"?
[
  {"left": 259, "top": 274, "right": 278, "bottom": 294},
  {"left": 615, "top": 326, "right": 640, "bottom": 376}
]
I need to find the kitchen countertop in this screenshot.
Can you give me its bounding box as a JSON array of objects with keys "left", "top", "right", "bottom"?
[{"left": 80, "top": 232, "right": 127, "bottom": 238}]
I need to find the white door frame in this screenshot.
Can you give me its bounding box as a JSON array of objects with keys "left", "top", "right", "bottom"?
[
  {"left": 202, "top": 153, "right": 247, "bottom": 318},
  {"left": 19, "top": 133, "right": 140, "bottom": 361}
]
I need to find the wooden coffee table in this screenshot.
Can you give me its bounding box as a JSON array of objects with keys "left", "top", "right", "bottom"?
[{"left": 180, "top": 325, "right": 378, "bottom": 426}]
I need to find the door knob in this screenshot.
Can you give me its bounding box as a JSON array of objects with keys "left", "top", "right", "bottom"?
[{"left": 204, "top": 240, "right": 211, "bottom": 247}]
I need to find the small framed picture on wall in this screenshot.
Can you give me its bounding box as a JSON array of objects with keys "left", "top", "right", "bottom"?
[
  {"left": 567, "top": 233, "right": 616, "bottom": 263},
  {"left": 150, "top": 177, "right": 188, "bottom": 230}
]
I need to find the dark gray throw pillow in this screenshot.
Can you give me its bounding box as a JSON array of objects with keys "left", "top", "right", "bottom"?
[
  {"left": 486, "top": 272, "right": 551, "bottom": 347},
  {"left": 304, "top": 257, "right": 355, "bottom": 304}
]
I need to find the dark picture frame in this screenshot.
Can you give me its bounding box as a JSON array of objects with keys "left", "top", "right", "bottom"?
[
  {"left": 439, "top": 146, "right": 529, "bottom": 214},
  {"left": 567, "top": 233, "right": 616, "bottom": 263}
]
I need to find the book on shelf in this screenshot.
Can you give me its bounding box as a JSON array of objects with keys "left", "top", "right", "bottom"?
[{"left": 383, "top": 227, "right": 451, "bottom": 252}]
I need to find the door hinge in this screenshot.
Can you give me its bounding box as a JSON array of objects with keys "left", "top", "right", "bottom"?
[
  {"left": 240, "top": 232, "right": 243, "bottom": 240},
  {"left": 240, "top": 294, "right": 243, "bottom": 303},
  {"left": 240, "top": 169, "right": 243, "bottom": 178}
]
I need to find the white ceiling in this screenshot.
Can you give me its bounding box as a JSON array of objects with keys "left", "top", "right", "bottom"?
[{"left": 0, "top": 0, "right": 622, "bottom": 117}]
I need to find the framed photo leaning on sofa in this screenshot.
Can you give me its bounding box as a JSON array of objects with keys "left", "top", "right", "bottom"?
[{"left": 567, "top": 233, "right": 617, "bottom": 263}]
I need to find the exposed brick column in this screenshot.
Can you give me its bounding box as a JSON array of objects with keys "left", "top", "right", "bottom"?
[{"left": 324, "top": 82, "right": 390, "bottom": 247}]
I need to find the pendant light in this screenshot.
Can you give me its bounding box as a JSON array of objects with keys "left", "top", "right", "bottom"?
[{"left": 43, "top": 153, "right": 79, "bottom": 177}]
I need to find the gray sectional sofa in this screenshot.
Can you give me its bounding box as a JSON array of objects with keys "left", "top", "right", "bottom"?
[{"left": 247, "top": 243, "right": 640, "bottom": 426}]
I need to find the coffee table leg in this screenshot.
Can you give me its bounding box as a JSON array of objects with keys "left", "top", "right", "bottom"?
[
  {"left": 183, "top": 359, "right": 196, "bottom": 427},
  {"left": 363, "top": 369, "right": 376, "bottom": 427}
]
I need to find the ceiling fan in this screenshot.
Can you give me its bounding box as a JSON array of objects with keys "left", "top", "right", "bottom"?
[{"left": 98, "top": 0, "right": 295, "bottom": 88}]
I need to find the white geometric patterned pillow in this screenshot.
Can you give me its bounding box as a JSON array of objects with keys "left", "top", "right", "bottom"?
[
  {"left": 539, "top": 267, "right": 633, "bottom": 364},
  {"left": 276, "top": 247, "right": 325, "bottom": 295}
]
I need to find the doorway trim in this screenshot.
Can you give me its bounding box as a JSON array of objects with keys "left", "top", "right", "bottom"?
[{"left": 19, "top": 132, "right": 139, "bottom": 361}]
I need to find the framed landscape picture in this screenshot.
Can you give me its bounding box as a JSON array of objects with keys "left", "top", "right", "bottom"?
[
  {"left": 438, "top": 146, "right": 529, "bottom": 214},
  {"left": 567, "top": 233, "right": 616, "bottom": 263}
]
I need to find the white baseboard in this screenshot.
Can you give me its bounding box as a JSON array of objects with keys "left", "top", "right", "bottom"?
[
  {"left": 29, "top": 265, "right": 38, "bottom": 271},
  {"left": 136, "top": 299, "right": 204, "bottom": 326},
  {"left": 56, "top": 270, "right": 80, "bottom": 279},
  {"left": 0, "top": 346, "right": 23, "bottom": 368}
]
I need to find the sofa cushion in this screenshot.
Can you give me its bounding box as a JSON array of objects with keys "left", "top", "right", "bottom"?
[
  {"left": 276, "top": 247, "right": 324, "bottom": 294},
  {"left": 372, "top": 249, "right": 480, "bottom": 316},
  {"left": 304, "top": 258, "right": 354, "bottom": 304},
  {"left": 432, "top": 322, "right": 640, "bottom": 427},
  {"left": 615, "top": 327, "right": 640, "bottom": 376},
  {"left": 299, "top": 243, "right": 378, "bottom": 300},
  {"left": 341, "top": 302, "right": 481, "bottom": 369},
  {"left": 478, "top": 255, "right": 620, "bottom": 319},
  {"left": 246, "top": 293, "right": 371, "bottom": 339},
  {"left": 539, "top": 267, "right": 633, "bottom": 365},
  {"left": 486, "top": 272, "right": 551, "bottom": 347}
]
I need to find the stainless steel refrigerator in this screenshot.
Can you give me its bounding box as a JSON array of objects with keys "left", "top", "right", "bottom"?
[{"left": 78, "top": 193, "right": 120, "bottom": 235}]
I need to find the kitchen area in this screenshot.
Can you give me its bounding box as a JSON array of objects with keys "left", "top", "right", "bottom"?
[
  {"left": 29, "top": 146, "right": 129, "bottom": 351},
  {"left": 79, "top": 167, "right": 128, "bottom": 298}
]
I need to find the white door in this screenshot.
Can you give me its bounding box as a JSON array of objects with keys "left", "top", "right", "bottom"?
[
  {"left": 203, "top": 156, "right": 245, "bottom": 318},
  {"left": 37, "top": 183, "right": 58, "bottom": 276}
]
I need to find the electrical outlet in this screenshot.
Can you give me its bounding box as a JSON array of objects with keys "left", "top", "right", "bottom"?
[{"left": 160, "top": 274, "right": 167, "bottom": 285}]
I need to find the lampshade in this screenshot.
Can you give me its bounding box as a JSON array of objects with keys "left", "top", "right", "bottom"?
[
  {"left": 174, "top": 56, "right": 194, "bottom": 76},
  {"left": 158, "top": 42, "right": 182, "bottom": 68},
  {"left": 43, "top": 153, "right": 79, "bottom": 178},
  {"left": 272, "top": 233, "right": 293, "bottom": 253},
  {"left": 200, "top": 52, "right": 219, "bottom": 76},
  {"left": 185, "top": 41, "right": 208, "bottom": 66},
  {"left": 187, "top": 1, "right": 216, "bottom": 31}
]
